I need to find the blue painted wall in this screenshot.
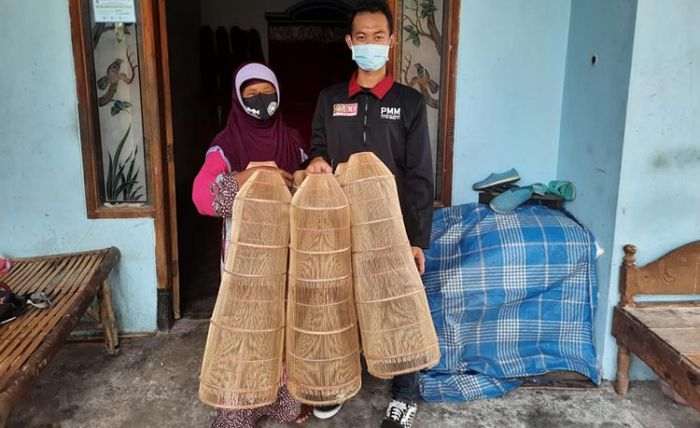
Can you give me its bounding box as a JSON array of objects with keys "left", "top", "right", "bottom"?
[
  {"left": 556, "top": 0, "right": 637, "bottom": 377},
  {"left": 452, "top": 0, "right": 572, "bottom": 205},
  {"left": 602, "top": 0, "right": 700, "bottom": 380},
  {"left": 0, "top": 0, "right": 157, "bottom": 333},
  {"left": 453, "top": 0, "right": 699, "bottom": 381}
]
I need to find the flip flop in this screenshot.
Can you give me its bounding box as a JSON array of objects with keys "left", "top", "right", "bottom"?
[
  {"left": 472, "top": 168, "right": 520, "bottom": 191},
  {"left": 548, "top": 181, "right": 576, "bottom": 201}
]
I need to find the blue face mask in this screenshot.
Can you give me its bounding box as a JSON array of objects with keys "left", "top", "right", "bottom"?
[{"left": 351, "top": 44, "right": 390, "bottom": 72}]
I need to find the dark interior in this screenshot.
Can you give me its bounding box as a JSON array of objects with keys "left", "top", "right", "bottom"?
[{"left": 167, "top": 0, "right": 355, "bottom": 318}]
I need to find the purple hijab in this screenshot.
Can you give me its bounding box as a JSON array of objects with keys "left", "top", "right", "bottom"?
[{"left": 209, "top": 63, "right": 303, "bottom": 174}]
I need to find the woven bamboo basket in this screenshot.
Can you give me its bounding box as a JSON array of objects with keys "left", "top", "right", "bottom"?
[
  {"left": 337, "top": 152, "right": 440, "bottom": 379},
  {"left": 287, "top": 173, "right": 362, "bottom": 405},
  {"left": 293, "top": 169, "right": 307, "bottom": 192},
  {"left": 200, "top": 169, "right": 291, "bottom": 409}
]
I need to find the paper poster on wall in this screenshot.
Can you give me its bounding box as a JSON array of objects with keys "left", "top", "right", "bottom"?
[{"left": 93, "top": 0, "right": 136, "bottom": 23}]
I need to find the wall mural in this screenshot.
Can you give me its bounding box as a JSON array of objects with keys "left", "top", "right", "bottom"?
[
  {"left": 399, "top": 0, "right": 444, "bottom": 177},
  {"left": 91, "top": 20, "right": 148, "bottom": 204}
]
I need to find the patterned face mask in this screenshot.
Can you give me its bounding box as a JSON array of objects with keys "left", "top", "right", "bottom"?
[{"left": 242, "top": 93, "right": 278, "bottom": 121}]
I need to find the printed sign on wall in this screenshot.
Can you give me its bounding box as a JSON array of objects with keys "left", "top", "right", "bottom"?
[{"left": 93, "top": 0, "right": 136, "bottom": 23}]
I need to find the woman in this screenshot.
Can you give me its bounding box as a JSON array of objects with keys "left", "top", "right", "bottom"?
[{"left": 192, "top": 62, "right": 309, "bottom": 427}]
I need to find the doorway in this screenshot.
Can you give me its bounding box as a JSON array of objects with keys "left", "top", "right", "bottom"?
[{"left": 166, "top": 0, "right": 355, "bottom": 318}]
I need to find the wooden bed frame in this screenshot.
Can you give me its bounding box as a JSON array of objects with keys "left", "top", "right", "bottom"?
[
  {"left": 0, "top": 248, "right": 120, "bottom": 427},
  {"left": 612, "top": 242, "right": 700, "bottom": 411}
]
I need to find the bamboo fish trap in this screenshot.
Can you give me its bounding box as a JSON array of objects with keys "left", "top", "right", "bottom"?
[
  {"left": 199, "top": 169, "right": 291, "bottom": 409},
  {"left": 337, "top": 152, "right": 440, "bottom": 379},
  {"left": 287, "top": 173, "right": 362, "bottom": 405}
]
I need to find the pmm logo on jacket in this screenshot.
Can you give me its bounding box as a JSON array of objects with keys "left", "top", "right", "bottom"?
[{"left": 381, "top": 107, "right": 401, "bottom": 120}]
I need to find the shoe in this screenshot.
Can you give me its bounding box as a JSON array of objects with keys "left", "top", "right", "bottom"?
[
  {"left": 381, "top": 399, "right": 417, "bottom": 428},
  {"left": 547, "top": 180, "right": 576, "bottom": 201},
  {"left": 489, "top": 186, "right": 534, "bottom": 214},
  {"left": 313, "top": 403, "right": 343, "bottom": 419},
  {"left": 472, "top": 168, "right": 520, "bottom": 191},
  {"left": 531, "top": 182, "right": 548, "bottom": 196}
]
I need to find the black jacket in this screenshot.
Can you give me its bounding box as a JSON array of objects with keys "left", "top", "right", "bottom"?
[{"left": 309, "top": 75, "right": 434, "bottom": 248}]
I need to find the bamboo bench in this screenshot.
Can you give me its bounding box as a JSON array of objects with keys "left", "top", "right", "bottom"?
[
  {"left": 612, "top": 242, "right": 700, "bottom": 411},
  {"left": 0, "top": 247, "right": 120, "bottom": 427}
]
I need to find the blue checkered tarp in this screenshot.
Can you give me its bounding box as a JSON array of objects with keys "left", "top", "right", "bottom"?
[{"left": 419, "top": 203, "right": 601, "bottom": 402}]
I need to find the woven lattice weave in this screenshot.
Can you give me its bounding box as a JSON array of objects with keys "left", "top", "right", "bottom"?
[
  {"left": 337, "top": 152, "right": 440, "bottom": 379},
  {"left": 200, "top": 170, "right": 291, "bottom": 409},
  {"left": 287, "top": 173, "right": 362, "bottom": 405}
]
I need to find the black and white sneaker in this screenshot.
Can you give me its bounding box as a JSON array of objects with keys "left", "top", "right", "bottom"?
[{"left": 381, "top": 399, "right": 417, "bottom": 428}]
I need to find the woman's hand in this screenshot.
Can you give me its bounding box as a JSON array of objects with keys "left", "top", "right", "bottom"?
[
  {"left": 306, "top": 157, "right": 333, "bottom": 174},
  {"left": 235, "top": 166, "right": 293, "bottom": 188},
  {"left": 412, "top": 246, "right": 426, "bottom": 275}
]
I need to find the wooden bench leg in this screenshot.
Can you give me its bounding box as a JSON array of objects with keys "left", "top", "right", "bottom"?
[
  {"left": 0, "top": 400, "right": 10, "bottom": 428},
  {"left": 98, "top": 280, "right": 119, "bottom": 355},
  {"left": 615, "top": 344, "right": 630, "bottom": 395}
]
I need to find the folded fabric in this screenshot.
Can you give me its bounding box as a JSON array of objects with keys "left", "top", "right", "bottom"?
[
  {"left": 472, "top": 168, "right": 520, "bottom": 191},
  {"left": 489, "top": 186, "right": 534, "bottom": 214},
  {"left": 420, "top": 204, "right": 600, "bottom": 403},
  {"left": 548, "top": 180, "right": 576, "bottom": 201}
]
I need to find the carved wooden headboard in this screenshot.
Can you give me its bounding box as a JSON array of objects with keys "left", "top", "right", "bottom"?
[{"left": 620, "top": 242, "right": 700, "bottom": 306}]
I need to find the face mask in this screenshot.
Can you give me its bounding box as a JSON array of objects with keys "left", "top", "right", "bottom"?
[
  {"left": 242, "top": 93, "right": 278, "bottom": 121},
  {"left": 351, "top": 43, "right": 390, "bottom": 72}
]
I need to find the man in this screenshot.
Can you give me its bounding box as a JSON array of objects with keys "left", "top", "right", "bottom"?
[{"left": 306, "top": 1, "right": 434, "bottom": 427}]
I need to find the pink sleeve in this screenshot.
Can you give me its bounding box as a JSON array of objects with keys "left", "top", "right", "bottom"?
[{"left": 192, "top": 150, "right": 230, "bottom": 217}]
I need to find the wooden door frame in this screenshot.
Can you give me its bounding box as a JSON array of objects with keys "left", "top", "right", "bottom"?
[
  {"left": 438, "top": 0, "right": 459, "bottom": 206},
  {"left": 68, "top": 0, "right": 179, "bottom": 331},
  {"left": 151, "top": 0, "right": 180, "bottom": 328}
]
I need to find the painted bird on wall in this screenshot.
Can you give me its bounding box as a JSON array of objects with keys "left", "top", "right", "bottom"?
[
  {"left": 406, "top": 63, "right": 439, "bottom": 109},
  {"left": 96, "top": 49, "right": 138, "bottom": 107},
  {"left": 414, "top": 63, "right": 439, "bottom": 94}
]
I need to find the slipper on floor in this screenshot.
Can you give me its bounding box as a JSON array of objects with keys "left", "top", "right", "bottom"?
[
  {"left": 548, "top": 181, "right": 576, "bottom": 201},
  {"left": 489, "top": 186, "right": 534, "bottom": 214},
  {"left": 473, "top": 168, "right": 520, "bottom": 191}
]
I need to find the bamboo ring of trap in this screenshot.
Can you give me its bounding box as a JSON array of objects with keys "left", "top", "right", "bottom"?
[
  {"left": 337, "top": 152, "right": 441, "bottom": 379},
  {"left": 286, "top": 173, "right": 362, "bottom": 405},
  {"left": 200, "top": 170, "right": 291, "bottom": 409}
]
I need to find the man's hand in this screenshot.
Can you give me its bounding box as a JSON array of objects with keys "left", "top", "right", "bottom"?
[
  {"left": 235, "top": 166, "right": 293, "bottom": 188},
  {"left": 306, "top": 157, "right": 332, "bottom": 174},
  {"left": 411, "top": 246, "right": 426, "bottom": 275}
]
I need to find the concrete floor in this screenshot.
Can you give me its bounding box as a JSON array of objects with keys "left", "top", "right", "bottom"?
[{"left": 9, "top": 319, "right": 699, "bottom": 428}]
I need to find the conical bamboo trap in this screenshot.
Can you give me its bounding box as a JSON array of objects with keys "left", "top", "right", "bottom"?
[
  {"left": 200, "top": 169, "right": 291, "bottom": 409},
  {"left": 287, "top": 173, "right": 362, "bottom": 405},
  {"left": 337, "top": 152, "right": 440, "bottom": 379}
]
